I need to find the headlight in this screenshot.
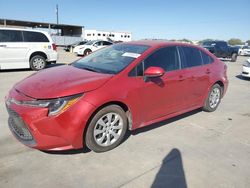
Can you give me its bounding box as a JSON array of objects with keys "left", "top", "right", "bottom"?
[
  {"left": 16, "top": 94, "right": 82, "bottom": 116},
  {"left": 243, "top": 61, "right": 250, "bottom": 67}
]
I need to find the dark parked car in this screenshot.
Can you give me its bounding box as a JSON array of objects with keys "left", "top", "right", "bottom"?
[
  {"left": 6, "top": 41, "right": 228, "bottom": 152},
  {"left": 64, "top": 41, "right": 87, "bottom": 52},
  {"left": 202, "top": 41, "right": 238, "bottom": 62}
]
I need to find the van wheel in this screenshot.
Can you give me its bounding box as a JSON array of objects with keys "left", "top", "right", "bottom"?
[
  {"left": 203, "top": 84, "right": 222, "bottom": 112},
  {"left": 84, "top": 49, "right": 92, "bottom": 56},
  {"left": 85, "top": 105, "right": 128, "bottom": 152},
  {"left": 30, "top": 55, "right": 46, "bottom": 71},
  {"left": 231, "top": 53, "right": 237, "bottom": 62}
]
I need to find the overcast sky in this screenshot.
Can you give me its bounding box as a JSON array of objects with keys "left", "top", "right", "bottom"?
[{"left": 0, "top": 0, "right": 249, "bottom": 41}]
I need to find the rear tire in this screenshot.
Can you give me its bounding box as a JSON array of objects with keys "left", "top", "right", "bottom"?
[
  {"left": 30, "top": 55, "right": 46, "bottom": 71},
  {"left": 203, "top": 84, "right": 222, "bottom": 112},
  {"left": 85, "top": 105, "right": 128, "bottom": 152},
  {"left": 231, "top": 53, "right": 237, "bottom": 62}
]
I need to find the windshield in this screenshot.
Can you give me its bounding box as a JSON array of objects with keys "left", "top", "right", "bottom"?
[
  {"left": 72, "top": 43, "right": 150, "bottom": 74},
  {"left": 84, "top": 40, "right": 96, "bottom": 45}
]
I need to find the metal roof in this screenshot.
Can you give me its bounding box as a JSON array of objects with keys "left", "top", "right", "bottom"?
[{"left": 0, "top": 18, "right": 84, "bottom": 29}]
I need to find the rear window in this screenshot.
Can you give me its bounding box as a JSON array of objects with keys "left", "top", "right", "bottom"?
[
  {"left": 23, "top": 31, "right": 49, "bottom": 42},
  {"left": 0, "top": 30, "right": 23, "bottom": 42},
  {"left": 180, "top": 47, "right": 202, "bottom": 68}
]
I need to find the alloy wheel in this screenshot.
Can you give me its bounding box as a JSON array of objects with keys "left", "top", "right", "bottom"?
[
  {"left": 93, "top": 113, "right": 123, "bottom": 147},
  {"left": 209, "top": 87, "right": 221, "bottom": 109}
]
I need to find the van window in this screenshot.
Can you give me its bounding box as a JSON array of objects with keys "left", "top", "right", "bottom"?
[
  {"left": 180, "top": 47, "right": 202, "bottom": 68},
  {"left": 144, "top": 46, "right": 180, "bottom": 72},
  {"left": 0, "top": 30, "right": 23, "bottom": 42},
  {"left": 23, "top": 31, "right": 49, "bottom": 42}
]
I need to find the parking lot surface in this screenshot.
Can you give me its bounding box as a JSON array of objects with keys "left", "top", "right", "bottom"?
[{"left": 0, "top": 49, "right": 250, "bottom": 188}]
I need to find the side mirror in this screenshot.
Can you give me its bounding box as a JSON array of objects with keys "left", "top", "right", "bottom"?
[{"left": 144, "top": 66, "right": 165, "bottom": 78}]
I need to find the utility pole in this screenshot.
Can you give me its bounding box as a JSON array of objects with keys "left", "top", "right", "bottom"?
[{"left": 56, "top": 4, "right": 59, "bottom": 35}]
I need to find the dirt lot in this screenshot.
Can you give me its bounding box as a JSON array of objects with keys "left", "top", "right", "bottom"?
[{"left": 0, "top": 49, "right": 250, "bottom": 188}]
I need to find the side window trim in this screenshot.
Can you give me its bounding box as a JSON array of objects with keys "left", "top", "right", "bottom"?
[
  {"left": 21, "top": 31, "right": 24, "bottom": 42},
  {"left": 176, "top": 46, "right": 182, "bottom": 70},
  {"left": 199, "top": 50, "right": 204, "bottom": 65},
  {"left": 178, "top": 47, "right": 186, "bottom": 69}
]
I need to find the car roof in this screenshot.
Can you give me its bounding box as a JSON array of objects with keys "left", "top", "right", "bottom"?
[
  {"left": 123, "top": 40, "right": 200, "bottom": 49},
  {"left": 0, "top": 27, "right": 49, "bottom": 35}
]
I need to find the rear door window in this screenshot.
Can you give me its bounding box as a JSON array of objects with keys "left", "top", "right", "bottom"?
[
  {"left": 200, "top": 50, "right": 214, "bottom": 65},
  {"left": 0, "top": 30, "right": 23, "bottom": 42},
  {"left": 103, "top": 41, "right": 113, "bottom": 46},
  {"left": 23, "top": 31, "right": 49, "bottom": 42},
  {"left": 180, "top": 47, "right": 202, "bottom": 68}
]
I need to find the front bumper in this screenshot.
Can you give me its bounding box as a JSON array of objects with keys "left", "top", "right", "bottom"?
[
  {"left": 242, "top": 65, "right": 250, "bottom": 78},
  {"left": 5, "top": 89, "right": 95, "bottom": 151},
  {"left": 242, "top": 51, "right": 250, "bottom": 56}
]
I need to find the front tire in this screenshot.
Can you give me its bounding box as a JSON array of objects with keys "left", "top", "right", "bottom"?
[
  {"left": 85, "top": 105, "right": 128, "bottom": 152},
  {"left": 84, "top": 49, "right": 92, "bottom": 56},
  {"left": 203, "top": 84, "right": 222, "bottom": 112},
  {"left": 30, "top": 55, "right": 46, "bottom": 71}
]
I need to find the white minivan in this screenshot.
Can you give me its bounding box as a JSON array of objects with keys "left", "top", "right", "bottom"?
[{"left": 0, "top": 28, "right": 57, "bottom": 71}]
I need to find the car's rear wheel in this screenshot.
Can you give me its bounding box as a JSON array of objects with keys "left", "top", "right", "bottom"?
[
  {"left": 231, "top": 53, "right": 237, "bottom": 62},
  {"left": 84, "top": 49, "right": 92, "bottom": 56},
  {"left": 203, "top": 84, "right": 222, "bottom": 112},
  {"left": 30, "top": 55, "right": 46, "bottom": 71},
  {"left": 85, "top": 105, "right": 128, "bottom": 152}
]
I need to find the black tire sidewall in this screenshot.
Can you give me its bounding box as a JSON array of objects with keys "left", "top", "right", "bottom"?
[
  {"left": 30, "top": 55, "right": 46, "bottom": 71},
  {"left": 231, "top": 53, "right": 237, "bottom": 62},
  {"left": 84, "top": 49, "right": 92, "bottom": 56},
  {"left": 85, "top": 105, "right": 128, "bottom": 152},
  {"left": 203, "top": 84, "right": 222, "bottom": 112}
]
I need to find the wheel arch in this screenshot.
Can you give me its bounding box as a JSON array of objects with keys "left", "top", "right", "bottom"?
[
  {"left": 29, "top": 51, "right": 48, "bottom": 62},
  {"left": 82, "top": 100, "right": 132, "bottom": 147},
  {"left": 214, "top": 80, "right": 224, "bottom": 96},
  {"left": 84, "top": 48, "right": 92, "bottom": 53}
]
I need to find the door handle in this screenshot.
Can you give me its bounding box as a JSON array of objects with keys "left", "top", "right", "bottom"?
[
  {"left": 206, "top": 69, "right": 211, "bottom": 74},
  {"left": 178, "top": 75, "right": 185, "bottom": 81},
  {"left": 0, "top": 45, "right": 7, "bottom": 47}
]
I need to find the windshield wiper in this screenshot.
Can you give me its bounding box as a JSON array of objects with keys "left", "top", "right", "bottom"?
[{"left": 82, "top": 67, "right": 101, "bottom": 73}]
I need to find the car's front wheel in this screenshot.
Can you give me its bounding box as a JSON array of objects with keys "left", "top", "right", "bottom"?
[
  {"left": 30, "top": 55, "right": 46, "bottom": 71},
  {"left": 84, "top": 49, "right": 92, "bottom": 56},
  {"left": 85, "top": 105, "right": 128, "bottom": 152},
  {"left": 203, "top": 84, "right": 222, "bottom": 112}
]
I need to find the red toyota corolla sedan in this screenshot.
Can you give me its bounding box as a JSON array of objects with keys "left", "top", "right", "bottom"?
[{"left": 5, "top": 41, "right": 228, "bottom": 152}]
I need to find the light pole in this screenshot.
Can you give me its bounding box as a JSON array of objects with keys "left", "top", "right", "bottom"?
[{"left": 56, "top": 4, "right": 59, "bottom": 35}]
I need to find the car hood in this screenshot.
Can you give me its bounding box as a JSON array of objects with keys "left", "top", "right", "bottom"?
[{"left": 14, "top": 65, "right": 113, "bottom": 99}]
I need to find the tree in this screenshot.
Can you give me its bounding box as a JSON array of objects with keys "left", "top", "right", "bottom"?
[
  {"left": 179, "top": 39, "right": 193, "bottom": 44},
  {"left": 228, "top": 38, "right": 243, "bottom": 45},
  {"left": 246, "top": 40, "right": 250, "bottom": 45}
]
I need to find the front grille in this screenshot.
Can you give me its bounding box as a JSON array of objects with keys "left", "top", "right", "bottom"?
[{"left": 6, "top": 106, "right": 33, "bottom": 141}]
